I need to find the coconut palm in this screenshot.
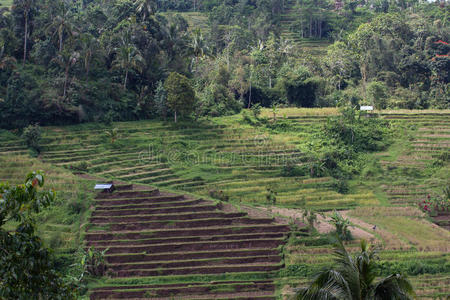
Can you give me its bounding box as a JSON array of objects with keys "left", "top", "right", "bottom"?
[
  {"left": 51, "top": 50, "right": 80, "bottom": 98},
  {"left": 135, "top": 0, "right": 156, "bottom": 21},
  {"left": 79, "top": 33, "right": 101, "bottom": 82},
  {"left": 112, "top": 41, "right": 145, "bottom": 90},
  {"left": 14, "top": 0, "right": 35, "bottom": 65},
  {"left": 46, "top": 11, "right": 74, "bottom": 52},
  {"left": 296, "top": 239, "right": 415, "bottom": 300},
  {"left": 190, "top": 28, "right": 209, "bottom": 72}
]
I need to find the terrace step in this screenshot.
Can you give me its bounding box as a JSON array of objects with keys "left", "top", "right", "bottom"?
[
  {"left": 100, "top": 217, "right": 275, "bottom": 231},
  {"left": 89, "top": 212, "right": 247, "bottom": 224},
  {"left": 94, "top": 199, "right": 205, "bottom": 211},
  {"left": 98, "top": 238, "right": 285, "bottom": 255},
  {"left": 113, "top": 263, "right": 282, "bottom": 277},
  {"left": 85, "top": 224, "right": 289, "bottom": 241},
  {"left": 90, "top": 280, "right": 275, "bottom": 299},
  {"left": 94, "top": 195, "right": 186, "bottom": 206},
  {"left": 108, "top": 255, "right": 282, "bottom": 272},
  {"left": 116, "top": 168, "right": 173, "bottom": 180},
  {"left": 95, "top": 189, "right": 159, "bottom": 199},
  {"left": 91, "top": 204, "right": 219, "bottom": 217},
  {"left": 87, "top": 232, "right": 286, "bottom": 247},
  {"left": 105, "top": 248, "right": 281, "bottom": 264}
]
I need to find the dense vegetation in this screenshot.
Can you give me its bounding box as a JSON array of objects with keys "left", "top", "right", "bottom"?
[
  {"left": 0, "top": 0, "right": 448, "bottom": 129},
  {"left": 0, "top": 172, "right": 77, "bottom": 299}
]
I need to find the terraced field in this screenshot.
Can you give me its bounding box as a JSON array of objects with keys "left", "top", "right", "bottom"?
[
  {"left": 37, "top": 117, "right": 377, "bottom": 211},
  {"left": 87, "top": 184, "right": 290, "bottom": 299},
  {"left": 377, "top": 113, "right": 450, "bottom": 229},
  {"left": 0, "top": 132, "right": 95, "bottom": 254}
]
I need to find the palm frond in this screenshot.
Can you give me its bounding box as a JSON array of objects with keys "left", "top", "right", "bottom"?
[
  {"left": 372, "top": 273, "right": 415, "bottom": 300},
  {"left": 295, "top": 270, "right": 352, "bottom": 300}
]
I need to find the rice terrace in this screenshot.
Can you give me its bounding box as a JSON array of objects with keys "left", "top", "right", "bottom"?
[{"left": 0, "top": 0, "right": 449, "bottom": 299}]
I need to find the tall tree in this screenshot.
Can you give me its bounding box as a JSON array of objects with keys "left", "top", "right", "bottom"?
[
  {"left": 79, "top": 33, "right": 101, "bottom": 82},
  {"left": 190, "top": 28, "right": 208, "bottom": 71},
  {"left": 51, "top": 49, "right": 80, "bottom": 98},
  {"left": 46, "top": 9, "right": 74, "bottom": 52},
  {"left": 164, "top": 72, "right": 196, "bottom": 122},
  {"left": 14, "top": 0, "right": 35, "bottom": 65},
  {"left": 135, "top": 0, "right": 156, "bottom": 21},
  {"left": 296, "top": 239, "right": 415, "bottom": 300},
  {"left": 113, "top": 43, "right": 145, "bottom": 90}
]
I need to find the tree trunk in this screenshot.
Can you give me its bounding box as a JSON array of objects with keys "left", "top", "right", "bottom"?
[
  {"left": 309, "top": 15, "right": 312, "bottom": 38},
  {"left": 59, "top": 32, "right": 63, "bottom": 52},
  {"left": 361, "top": 62, "right": 367, "bottom": 99},
  {"left": 124, "top": 69, "right": 128, "bottom": 89},
  {"left": 86, "top": 62, "right": 90, "bottom": 82},
  {"left": 248, "top": 77, "right": 252, "bottom": 108},
  {"left": 174, "top": 110, "right": 177, "bottom": 123},
  {"left": 64, "top": 66, "right": 69, "bottom": 98},
  {"left": 23, "top": 12, "right": 28, "bottom": 66}
]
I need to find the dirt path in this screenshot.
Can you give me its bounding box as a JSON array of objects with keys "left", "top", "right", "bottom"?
[{"left": 261, "top": 207, "right": 376, "bottom": 241}]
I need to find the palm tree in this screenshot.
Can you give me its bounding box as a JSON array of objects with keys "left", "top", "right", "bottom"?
[
  {"left": 112, "top": 40, "right": 145, "bottom": 90},
  {"left": 51, "top": 50, "right": 80, "bottom": 98},
  {"left": 80, "top": 33, "right": 101, "bottom": 82},
  {"left": 15, "top": 0, "right": 35, "bottom": 65},
  {"left": 190, "top": 28, "right": 208, "bottom": 72},
  {"left": 296, "top": 239, "right": 415, "bottom": 300},
  {"left": 135, "top": 0, "right": 156, "bottom": 21},
  {"left": 46, "top": 12, "right": 73, "bottom": 52}
]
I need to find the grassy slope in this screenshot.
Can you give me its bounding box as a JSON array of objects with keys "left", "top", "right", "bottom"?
[
  {"left": 0, "top": 108, "right": 449, "bottom": 298},
  {"left": 0, "top": 0, "right": 12, "bottom": 8},
  {"left": 0, "top": 129, "right": 95, "bottom": 270}
]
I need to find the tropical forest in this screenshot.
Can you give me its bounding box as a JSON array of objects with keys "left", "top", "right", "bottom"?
[{"left": 0, "top": 0, "right": 449, "bottom": 299}]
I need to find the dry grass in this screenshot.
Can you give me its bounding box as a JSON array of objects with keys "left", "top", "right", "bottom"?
[
  {"left": 349, "top": 206, "right": 426, "bottom": 217},
  {"left": 259, "top": 108, "right": 339, "bottom": 118},
  {"left": 379, "top": 109, "right": 450, "bottom": 114},
  {"left": 353, "top": 215, "right": 450, "bottom": 251}
]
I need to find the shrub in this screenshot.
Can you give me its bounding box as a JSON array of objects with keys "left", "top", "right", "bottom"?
[
  {"left": 281, "top": 162, "right": 308, "bottom": 177},
  {"left": 209, "top": 190, "right": 229, "bottom": 202},
  {"left": 324, "top": 107, "right": 392, "bottom": 152},
  {"left": 328, "top": 210, "right": 352, "bottom": 241},
  {"left": 67, "top": 198, "right": 87, "bottom": 215},
  {"left": 22, "top": 124, "right": 42, "bottom": 153},
  {"left": 241, "top": 111, "right": 254, "bottom": 125},
  {"left": 69, "top": 161, "right": 90, "bottom": 173},
  {"left": 266, "top": 187, "right": 277, "bottom": 205},
  {"left": 251, "top": 103, "right": 262, "bottom": 119},
  {"left": 332, "top": 179, "right": 350, "bottom": 194},
  {"left": 49, "top": 231, "right": 64, "bottom": 249},
  {"left": 367, "top": 81, "right": 388, "bottom": 109}
]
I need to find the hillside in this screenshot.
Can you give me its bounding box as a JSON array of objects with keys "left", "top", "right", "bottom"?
[{"left": 1, "top": 109, "right": 449, "bottom": 299}]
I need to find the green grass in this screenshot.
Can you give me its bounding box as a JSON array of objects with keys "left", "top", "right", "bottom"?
[{"left": 0, "top": 0, "right": 12, "bottom": 8}]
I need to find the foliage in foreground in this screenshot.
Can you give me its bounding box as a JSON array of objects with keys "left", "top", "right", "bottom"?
[
  {"left": 0, "top": 171, "right": 77, "bottom": 299},
  {"left": 296, "top": 239, "right": 415, "bottom": 300}
]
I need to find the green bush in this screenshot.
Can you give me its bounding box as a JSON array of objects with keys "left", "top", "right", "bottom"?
[
  {"left": 22, "top": 124, "right": 42, "bottom": 153},
  {"left": 48, "top": 231, "right": 64, "bottom": 249},
  {"left": 367, "top": 81, "right": 388, "bottom": 109},
  {"left": 332, "top": 179, "right": 350, "bottom": 194},
  {"left": 281, "top": 162, "right": 308, "bottom": 177}
]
